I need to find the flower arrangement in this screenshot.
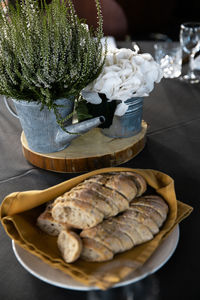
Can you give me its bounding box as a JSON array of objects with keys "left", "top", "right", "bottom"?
[
  {"left": 0, "top": 0, "right": 105, "bottom": 128},
  {"left": 82, "top": 47, "right": 163, "bottom": 119}
]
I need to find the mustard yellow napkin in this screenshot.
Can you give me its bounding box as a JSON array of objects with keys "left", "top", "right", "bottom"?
[{"left": 0, "top": 167, "right": 193, "bottom": 290}]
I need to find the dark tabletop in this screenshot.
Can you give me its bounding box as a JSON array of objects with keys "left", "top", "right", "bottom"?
[{"left": 0, "top": 42, "right": 200, "bottom": 300}]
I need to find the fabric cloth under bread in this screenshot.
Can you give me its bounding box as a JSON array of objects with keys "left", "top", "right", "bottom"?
[{"left": 0, "top": 167, "right": 193, "bottom": 290}]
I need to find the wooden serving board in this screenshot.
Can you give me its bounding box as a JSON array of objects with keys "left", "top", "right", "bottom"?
[{"left": 21, "top": 121, "right": 147, "bottom": 173}]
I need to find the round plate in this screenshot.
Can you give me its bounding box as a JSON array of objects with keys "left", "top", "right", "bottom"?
[{"left": 12, "top": 225, "right": 179, "bottom": 291}]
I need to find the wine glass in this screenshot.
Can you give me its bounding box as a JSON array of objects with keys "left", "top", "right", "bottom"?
[{"left": 180, "top": 22, "right": 200, "bottom": 83}]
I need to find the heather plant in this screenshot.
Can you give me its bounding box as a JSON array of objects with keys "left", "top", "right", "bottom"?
[{"left": 0, "top": 0, "right": 105, "bottom": 126}]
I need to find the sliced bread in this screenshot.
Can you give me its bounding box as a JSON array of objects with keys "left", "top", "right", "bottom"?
[
  {"left": 52, "top": 199, "right": 104, "bottom": 229},
  {"left": 57, "top": 229, "right": 82, "bottom": 263}
]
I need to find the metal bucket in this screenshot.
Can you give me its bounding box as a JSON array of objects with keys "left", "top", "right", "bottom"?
[
  {"left": 12, "top": 98, "right": 74, "bottom": 153},
  {"left": 101, "top": 97, "right": 143, "bottom": 138}
]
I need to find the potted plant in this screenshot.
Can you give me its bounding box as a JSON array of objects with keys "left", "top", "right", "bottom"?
[
  {"left": 0, "top": 0, "right": 105, "bottom": 153},
  {"left": 80, "top": 46, "right": 163, "bottom": 138}
]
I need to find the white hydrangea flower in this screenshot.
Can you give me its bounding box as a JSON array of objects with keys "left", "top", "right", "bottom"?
[{"left": 83, "top": 47, "right": 163, "bottom": 115}]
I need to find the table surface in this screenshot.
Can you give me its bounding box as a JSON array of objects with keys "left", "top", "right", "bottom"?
[{"left": 0, "top": 41, "right": 200, "bottom": 300}]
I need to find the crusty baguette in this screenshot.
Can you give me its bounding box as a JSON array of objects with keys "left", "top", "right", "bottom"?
[
  {"left": 37, "top": 173, "right": 169, "bottom": 264},
  {"left": 36, "top": 210, "right": 66, "bottom": 236},
  {"left": 57, "top": 229, "right": 82, "bottom": 263},
  {"left": 83, "top": 174, "right": 108, "bottom": 185},
  {"left": 107, "top": 216, "right": 153, "bottom": 244},
  {"left": 74, "top": 182, "right": 119, "bottom": 216},
  {"left": 52, "top": 180, "right": 130, "bottom": 229},
  {"left": 77, "top": 181, "right": 129, "bottom": 214},
  {"left": 80, "top": 217, "right": 152, "bottom": 261},
  {"left": 123, "top": 172, "right": 147, "bottom": 196},
  {"left": 121, "top": 208, "right": 159, "bottom": 234},
  {"left": 67, "top": 187, "right": 113, "bottom": 218},
  {"left": 80, "top": 194, "right": 168, "bottom": 262},
  {"left": 103, "top": 173, "right": 138, "bottom": 201},
  {"left": 129, "top": 204, "right": 164, "bottom": 227},
  {"left": 80, "top": 224, "right": 123, "bottom": 253},
  {"left": 111, "top": 218, "right": 144, "bottom": 245},
  {"left": 80, "top": 220, "right": 133, "bottom": 254},
  {"left": 101, "top": 219, "right": 134, "bottom": 252},
  {"left": 50, "top": 172, "right": 147, "bottom": 230},
  {"left": 131, "top": 196, "right": 168, "bottom": 220},
  {"left": 123, "top": 218, "right": 153, "bottom": 241},
  {"left": 81, "top": 238, "right": 114, "bottom": 262},
  {"left": 84, "top": 172, "right": 138, "bottom": 201},
  {"left": 85, "top": 171, "right": 146, "bottom": 198},
  {"left": 52, "top": 199, "right": 104, "bottom": 229},
  {"left": 142, "top": 195, "right": 169, "bottom": 213}
]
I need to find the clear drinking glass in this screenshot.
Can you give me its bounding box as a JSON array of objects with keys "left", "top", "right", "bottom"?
[
  {"left": 180, "top": 22, "right": 200, "bottom": 83},
  {"left": 154, "top": 42, "right": 182, "bottom": 78}
]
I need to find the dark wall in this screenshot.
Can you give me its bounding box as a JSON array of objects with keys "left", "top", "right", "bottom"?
[
  {"left": 117, "top": 0, "right": 200, "bottom": 40},
  {"left": 72, "top": 0, "right": 200, "bottom": 41},
  {"left": 72, "top": 0, "right": 128, "bottom": 40}
]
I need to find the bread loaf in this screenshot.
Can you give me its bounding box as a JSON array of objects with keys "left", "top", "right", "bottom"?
[
  {"left": 80, "top": 194, "right": 168, "bottom": 262},
  {"left": 67, "top": 187, "right": 114, "bottom": 218},
  {"left": 84, "top": 173, "right": 138, "bottom": 201},
  {"left": 57, "top": 230, "right": 82, "bottom": 263},
  {"left": 37, "top": 206, "right": 67, "bottom": 236},
  {"left": 84, "top": 172, "right": 146, "bottom": 198},
  {"left": 51, "top": 171, "right": 146, "bottom": 229},
  {"left": 123, "top": 172, "right": 147, "bottom": 196},
  {"left": 77, "top": 181, "right": 130, "bottom": 214},
  {"left": 36, "top": 172, "right": 168, "bottom": 264},
  {"left": 52, "top": 199, "right": 104, "bottom": 229},
  {"left": 120, "top": 209, "right": 159, "bottom": 234},
  {"left": 81, "top": 238, "right": 114, "bottom": 262},
  {"left": 129, "top": 204, "right": 164, "bottom": 227},
  {"left": 80, "top": 219, "right": 134, "bottom": 254},
  {"left": 131, "top": 195, "right": 168, "bottom": 220}
]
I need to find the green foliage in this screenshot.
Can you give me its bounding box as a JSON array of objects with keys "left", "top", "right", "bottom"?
[
  {"left": 77, "top": 94, "right": 117, "bottom": 128},
  {"left": 0, "top": 0, "right": 105, "bottom": 111},
  {"left": 75, "top": 98, "right": 93, "bottom": 121}
]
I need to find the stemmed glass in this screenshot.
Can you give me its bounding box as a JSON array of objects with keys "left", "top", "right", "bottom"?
[{"left": 180, "top": 22, "right": 200, "bottom": 83}]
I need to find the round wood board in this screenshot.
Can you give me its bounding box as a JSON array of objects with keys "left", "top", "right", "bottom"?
[{"left": 21, "top": 121, "right": 147, "bottom": 173}]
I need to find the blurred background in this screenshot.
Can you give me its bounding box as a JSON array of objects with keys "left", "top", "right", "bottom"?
[{"left": 72, "top": 0, "right": 200, "bottom": 41}]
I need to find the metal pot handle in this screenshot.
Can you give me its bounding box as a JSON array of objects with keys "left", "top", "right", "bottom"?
[{"left": 3, "top": 96, "right": 19, "bottom": 118}]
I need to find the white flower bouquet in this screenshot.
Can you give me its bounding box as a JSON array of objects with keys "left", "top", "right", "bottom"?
[{"left": 82, "top": 47, "right": 163, "bottom": 117}]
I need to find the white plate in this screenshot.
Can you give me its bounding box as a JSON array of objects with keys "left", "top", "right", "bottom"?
[{"left": 12, "top": 225, "right": 179, "bottom": 291}]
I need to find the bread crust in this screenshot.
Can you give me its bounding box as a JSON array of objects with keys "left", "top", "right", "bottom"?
[
  {"left": 85, "top": 172, "right": 139, "bottom": 201},
  {"left": 80, "top": 194, "right": 168, "bottom": 262},
  {"left": 67, "top": 187, "right": 113, "bottom": 218},
  {"left": 79, "top": 181, "right": 129, "bottom": 214},
  {"left": 123, "top": 172, "right": 147, "bottom": 196},
  {"left": 75, "top": 182, "right": 120, "bottom": 216},
  {"left": 122, "top": 208, "right": 159, "bottom": 234},
  {"left": 111, "top": 218, "right": 143, "bottom": 245},
  {"left": 102, "top": 219, "right": 134, "bottom": 251},
  {"left": 81, "top": 238, "right": 114, "bottom": 262},
  {"left": 50, "top": 172, "right": 148, "bottom": 230},
  {"left": 131, "top": 196, "right": 168, "bottom": 220},
  {"left": 104, "top": 173, "right": 138, "bottom": 201},
  {"left": 80, "top": 224, "right": 124, "bottom": 253},
  {"left": 142, "top": 195, "right": 169, "bottom": 213},
  {"left": 52, "top": 199, "right": 104, "bottom": 229},
  {"left": 36, "top": 210, "right": 66, "bottom": 236}
]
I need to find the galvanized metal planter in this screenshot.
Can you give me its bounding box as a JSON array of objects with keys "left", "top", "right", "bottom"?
[
  {"left": 12, "top": 98, "right": 74, "bottom": 153},
  {"left": 101, "top": 97, "right": 143, "bottom": 138},
  {"left": 7, "top": 98, "right": 104, "bottom": 153}
]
